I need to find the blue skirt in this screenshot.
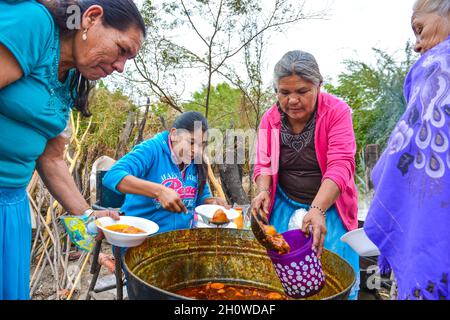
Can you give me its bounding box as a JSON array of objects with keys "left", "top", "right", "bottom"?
[
  {"left": 0, "top": 187, "right": 31, "bottom": 300},
  {"left": 270, "top": 186, "right": 360, "bottom": 300}
]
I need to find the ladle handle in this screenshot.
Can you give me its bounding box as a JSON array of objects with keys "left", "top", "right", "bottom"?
[{"left": 253, "top": 207, "right": 269, "bottom": 225}]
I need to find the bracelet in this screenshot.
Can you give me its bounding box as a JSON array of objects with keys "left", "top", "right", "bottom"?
[
  {"left": 258, "top": 188, "right": 271, "bottom": 195},
  {"left": 80, "top": 208, "right": 96, "bottom": 223},
  {"left": 310, "top": 205, "right": 327, "bottom": 217}
]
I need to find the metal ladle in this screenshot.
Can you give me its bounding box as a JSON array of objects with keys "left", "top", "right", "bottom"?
[{"left": 250, "top": 207, "right": 282, "bottom": 252}]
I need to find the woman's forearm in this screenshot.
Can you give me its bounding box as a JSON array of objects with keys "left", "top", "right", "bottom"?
[
  {"left": 255, "top": 175, "right": 272, "bottom": 192},
  {"left": 311, "top": 179, "right": 341, "bottom": 212},
  {"left": 116, "top": 175, "right": 163, "bottom": 199},
  {"left": 36, "top": 157, "right": 90, "bottom": 215},
  {"left": 36, "top": 135, "right": 90, "bottom": 215}
]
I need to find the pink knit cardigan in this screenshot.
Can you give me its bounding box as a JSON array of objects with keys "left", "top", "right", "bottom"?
[{"left": 253, "top": 92, "right": 358, "bottom": 231}]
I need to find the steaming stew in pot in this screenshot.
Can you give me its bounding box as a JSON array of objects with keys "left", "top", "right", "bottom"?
[{"left": 174, "top": 282, "right": 288, "bottom": 300}]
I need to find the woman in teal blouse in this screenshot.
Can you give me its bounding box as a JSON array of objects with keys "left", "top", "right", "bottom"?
[{"left": 0, "top": 0, "right": 145, "bottom": 300}]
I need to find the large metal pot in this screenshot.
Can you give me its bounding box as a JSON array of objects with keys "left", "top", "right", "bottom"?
[{"left": 124, "top": 228, "right": 355, "bottom": 300}]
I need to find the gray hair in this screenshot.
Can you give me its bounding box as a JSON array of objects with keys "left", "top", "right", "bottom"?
[
  {"left": 273, "top": 50, "right": 323, "bottom": 92},
  {"left": 413, "top": 0, "right": 450, "bottom": 16}
]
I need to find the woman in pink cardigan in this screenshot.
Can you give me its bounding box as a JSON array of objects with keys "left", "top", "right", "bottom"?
[{"left": 253, "top": 50, "right": 360, "bottom": 299}]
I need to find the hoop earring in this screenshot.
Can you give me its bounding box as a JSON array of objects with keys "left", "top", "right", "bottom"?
[{"left": 82, "top": 29, "right": 88, "bottom": 41}]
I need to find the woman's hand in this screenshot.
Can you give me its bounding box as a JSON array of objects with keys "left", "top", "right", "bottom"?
[
  {"left": 203, "top": 197, "right": 231, "bottom": 209},
  {"left": 92, "top": 210, "right": 121, "bottom": 241},
  {"left": 93, "top": 210, "right": 121, "bottom": 220},
  {"left": 302, "top": 208, "right": 327, "bottom": 258},
  {"left": 157, "top": 186, "right": 188, "bottom": 214},
  {"left": 251, "top": 191, "right": 271, "bottom": 219}
]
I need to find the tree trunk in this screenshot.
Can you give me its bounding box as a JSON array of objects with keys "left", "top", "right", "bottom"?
[
  {"left": 115, "top": 111, "right": 136, "bottom": 159},
  {"left": 135, "top": 98, "right": 150, "bottom": 145},
  {"left": 364, "top": 144, "right": 380, "bottom": 192},
  {"left": 205, "top": 68, "right": 213, "bottom": 119},
  {"left": 218, "top": 163, "right": 250, "bottom": 205}
]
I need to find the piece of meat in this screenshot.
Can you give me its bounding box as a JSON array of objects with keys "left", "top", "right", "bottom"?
[
  {"left": 211, "top": 283, "right": 225, "bottom": 290},
  {"left": 105, "top": 224, "right": 145, "bottom": 234},
  {"left": 211, "top": 209, "right": 230, "bottom": 224},
  {"left": 268, "top": 233, "right": 291, "bottom": 255},
  {"left": 267, "top": 292, "right": 283, "bottom": 300},
  {"left": 262, "top": 225, "right": 291, "bottom": 255},
  {"left": 122, "top": 226, "right": 146, "bottom": 234},
  {"left": 264, "top": 225, "right": 278, "bottom": 236},
  {"left": 250, "top": 209, "right": 291, "bottom": 254}
]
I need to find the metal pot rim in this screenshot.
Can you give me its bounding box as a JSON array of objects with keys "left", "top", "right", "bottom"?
[
  {"left": 123, "top": 261, "right": 195, "bottom": 300},
  {"left": 123, "top": 228, "right": 356, "bottom": 300}
]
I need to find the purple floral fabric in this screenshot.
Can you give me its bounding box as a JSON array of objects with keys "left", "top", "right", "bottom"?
[{"left": 364, "top": 36, "right": 450, "bottom": 300}]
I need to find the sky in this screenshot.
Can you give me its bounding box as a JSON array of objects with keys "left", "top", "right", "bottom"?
[
  {"left": 130, "top": 0, "right": 418, "bottom": 99},
  {"left": 268, "top": 0, "right": 417, "bottom": 84}
]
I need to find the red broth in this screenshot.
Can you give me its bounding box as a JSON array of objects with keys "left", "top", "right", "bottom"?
[{"left": 174, "top": 282, "right": 288, "bottom": 300}]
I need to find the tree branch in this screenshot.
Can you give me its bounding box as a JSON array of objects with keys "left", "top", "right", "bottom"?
[{"left": 180, "top": 0, "right": 209, "bottom": 47}]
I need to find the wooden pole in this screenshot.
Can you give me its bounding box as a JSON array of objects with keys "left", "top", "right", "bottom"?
[
  {"left": 67, "top": 252, "right": 91, "bottom": 300},
  {"left": 204, "top": 155, "right": 226, "bottom": 199}
]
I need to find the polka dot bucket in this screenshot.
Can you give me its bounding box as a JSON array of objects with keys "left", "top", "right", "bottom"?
[{"left": 268, "top": 229, "right": 325, "bottom": 299}]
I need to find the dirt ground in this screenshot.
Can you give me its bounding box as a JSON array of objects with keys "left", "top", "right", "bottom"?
[{"left": 31, "top": 244, "right": 124, "bottom": 300}]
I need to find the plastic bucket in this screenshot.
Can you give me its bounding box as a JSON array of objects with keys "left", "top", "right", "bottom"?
[{"left": 268, "top": 229, "right": 325, "bottom": 298}]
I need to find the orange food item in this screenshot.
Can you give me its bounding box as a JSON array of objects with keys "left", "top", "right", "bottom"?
[
  {"left": 267, "top": 292, "right": 283, "bottom": 300},
  {"left": 211, "top": 209, "right": 229, "bottom": 224},
  {"left": 105, "top": 224, "right": 146, "bottom": 234},
  {"left": 264, "top": 225, "right": 278, "bottom": 236},
  {"left": 270, "top": 234, "right": 291, "bottom": 255},
  {"left": 211, "top": 283, "right": 225, "bottom": 290},
  {"left": 262, "top": 225, "right": 290, "bottom": 255}
]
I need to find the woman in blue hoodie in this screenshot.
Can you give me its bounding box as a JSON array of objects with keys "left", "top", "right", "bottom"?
[{"left": 103, "top": 112, "right": 228, "bottom": 233}]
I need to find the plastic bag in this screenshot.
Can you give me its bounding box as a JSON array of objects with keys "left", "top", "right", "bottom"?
[
  {"left": 288, "top": 208, "right": 308, "bottom": 231},
  {"left": 60, "top": 214, "right": 97, "bottom": 252}
]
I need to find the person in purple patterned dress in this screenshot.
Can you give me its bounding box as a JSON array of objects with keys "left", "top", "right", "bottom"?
[{"left": 364, "top": 0, "right": 450, "bottom": 300}]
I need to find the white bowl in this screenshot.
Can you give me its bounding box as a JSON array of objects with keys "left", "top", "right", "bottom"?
[
  {"left": 96, "top": 216, "right": 159, "bottom": 248},
  {"left": 195, "top": 205, "right": 240, "bottom": 224},
  {"left": 196, "top": 216, "right": 238, "bottom": 229},
  {"left": 340, "top": 228, "right": 381, "bottom": 257}
]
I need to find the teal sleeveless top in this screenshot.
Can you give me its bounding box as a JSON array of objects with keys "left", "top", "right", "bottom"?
[{"left": 0, "top": 0, "right": 75, "bottom": 187}]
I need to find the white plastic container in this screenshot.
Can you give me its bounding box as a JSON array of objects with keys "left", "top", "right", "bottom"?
[
  {"left": 340, "top": 228, "right": 381, "bottom": 257},
  {"left": 96, "top": 216, "right": 159, "bottom": 248}
]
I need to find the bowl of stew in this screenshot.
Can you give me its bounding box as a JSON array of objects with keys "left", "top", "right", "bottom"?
[{"left": 96, "top": 216, "right": 159, "bottom": 248}]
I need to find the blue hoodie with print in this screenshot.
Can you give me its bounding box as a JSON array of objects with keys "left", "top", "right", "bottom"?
[{"left": 103, "top": 131, "right": 212, "bottom": 234}]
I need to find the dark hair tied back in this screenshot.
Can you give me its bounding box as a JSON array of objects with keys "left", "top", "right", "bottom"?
[
  {"left": 172, "top": 112, "right": 209, "bottom": 199},
  {"left": 38, "top": 0, "right": 146, "bottom": 117}
]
